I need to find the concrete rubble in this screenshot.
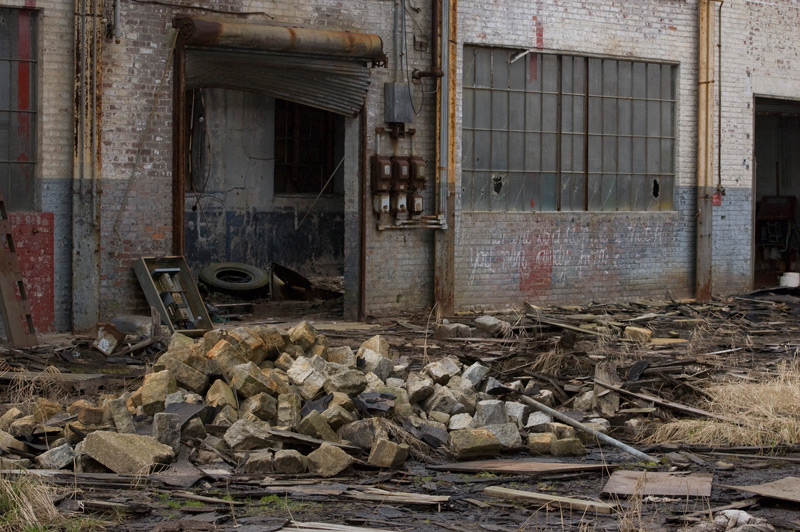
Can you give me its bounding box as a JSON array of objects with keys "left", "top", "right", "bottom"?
[{"left": 0, "top": 317, "right": 606, "bottom": 480}]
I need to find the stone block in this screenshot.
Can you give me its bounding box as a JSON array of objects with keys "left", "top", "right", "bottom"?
[
  {"left": 368, "top": 438, "right": 409, "bottom": 468},
  {"left": 277, "top": 394, "right": 302, "bottom": 429},
  {"left": 447, "top": 376, "right": 478, "bottom": 414},
  {"left": 229, "top": 362, "right": 272, "bottom": 398},
  {"left": 338, "top": 418, "right": 387, "bottom": 451},
  {"left": 141, "top": 370, "right": 177, "bottom": 416},
  {"left": 484, "top": 423, "right": 523, "bottom": 450},
  {"left": 274, "top": 352, "right": 295, "bottom": 371},
  {"left": 359, "top": 348, "right": 392, "bottom": 381},
  {"left": 297, "top": 410, "right": 339, "bottom": 442},
  {"left": 474, "top": 400, "right": 507, "bottom": 427},
  {"left": 544, "top": 422, "right": 576, "bottom": 440},
  {"left": 153, "top": 413, "right": 182, "bottom": 455},
  {"left": 106, "top": 398, "right": 136, "bottom": 434},
  {"left": 82, "top": 431, "right": 174, "bottom": 474},
  {"left": 9, "top": 416, "right": 36, "bottom": 438},
  {"left": 320, "top": 404, "right": 354, "bottom": 431},
  {"left": 527, "top": 432, "right": 557, "bottom": 455},
  {"left": 357, "top": 335, "right": 389, "bottom": 357},
  {"left": 324, "top": 369, "right": 367, "bottom": 395},
  {"left": 504, "top": 402, "right": 530, "bottom": 428},
  {"left": 182, "top": 417, "right": 207, "bottom": 440},
  {"left": 449, "top": 429, "right": 501, "bottom": 459},
  {"left": 424, "top": 385, "right": 458, "bottom": 415},
  {"left": 244, "top": 450, "right": 274, "bottom": 473},
  {"left": 423, "top": 358, "right": 461, "bottom": 384},
  {"left": 448, "top": 413, "right": 475, "bottom": 431},
  {"left": 534, "top": 390, "right": 555, "bottom": 407},
  {"left": 264, "top": 369, "right": 292, "bottom": 396},
  {"left": 576, "top": 422, "right": 610, "bottom": 445},
  {"left": 206, "top": 339, "right": 248, "bottom": 379},
  {"left": 551, "top": 438, "right": 586, "bottom": 457},
  {"left": 251, "top": 325, "right": 286, "bottom": 358},
  {"left": 0, "top": 428, "right": 26, "bottom": 452},
  {"left": 288, "top": 321, "right": 318, "bottom": 351},
  {"left": 206, "top": 380, "right": 237, "bottom": 409},
  {"left": 228, "top": 327, "right": 269, "bottom": 365},
  {"left": 573, "top": 391, "right": 596, "bottom": 412},
  {"left": 327, "top": 346, "right": 356, "bottom": 367},
  {"left": 525, "top": 412, "right": 554, "bottom": 432},
  {"left": 330, "top": 392, "right": 355, "bottom": 411},
  {"left": 213, "top": 405, "right": 239, "bottom": 426},
  {"left": 461, "top": 362, "right": 490, "bottom": 388},
  {"left": 307, "top": 443, "right": 354, "bottom": 477},
  {"left": 241, "top": 393, "right": 278, "bottom": 422},
  {"left": 223, "top": 419, "right": 273, "bottom": 451},
  {"left": 33, "top": 398, "right": 63, "bottom": 423},
  {"left": 475, "top": 315, "right": 512, "bottom": 337},
  {"left": 308, "top": 342, "right": 328, "bottom": 360},
  {"left": 77, "top": 406, "right": 104, "bottom": 426},
  {"left": 406, "top": 372, "right": 434, "bottom": 404},
  {"left": 273, "top": 449, "right": 307, "bottom": 474},
  {"left": 363, "top": 372, "right": 385, "bottom": 391},
  {"left": 434, "top": 322, "right": 471, "bottom": 339},
  {"left": 0, "top": 407, "right": 23, "bottom": 432},
  {"left": 158, "top": 356, "right": 209, "bottom": 395},
  {"left": 428, "top": 411, "right": 450, "bottom": 425}
]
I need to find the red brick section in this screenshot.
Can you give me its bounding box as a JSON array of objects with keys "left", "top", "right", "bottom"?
[{"left": 10, "top": 212, "right": 55, "bottom": 333}]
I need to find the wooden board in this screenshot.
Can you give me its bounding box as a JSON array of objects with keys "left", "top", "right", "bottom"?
[
  {"left": 429, "top": 459, "right": 615, "bottom": 475},
  {"left": 484, "top": 486, "right": 617, "bottom": 514},
  {"left": 602, "top": 471, "right": 713, "bottom": 498},
  {"left": 724, "top": 476, "right": 800, "bottom": 504}
]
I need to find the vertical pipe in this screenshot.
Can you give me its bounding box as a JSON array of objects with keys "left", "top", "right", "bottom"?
[{"left": 696, "top": 0, "right": 716, "bottom": 301}]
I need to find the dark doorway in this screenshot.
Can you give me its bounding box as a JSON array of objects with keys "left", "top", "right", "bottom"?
[{"left": 753, "top": 97, "right": 800, "bottom": 288}]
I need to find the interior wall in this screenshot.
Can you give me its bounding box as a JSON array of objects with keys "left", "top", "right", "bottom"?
[
  {"left": 755, "top": 113, "right": 800, "bottom": 228},
  {"left": 184, "top": 88, "right": 345, "bottom": 278}
]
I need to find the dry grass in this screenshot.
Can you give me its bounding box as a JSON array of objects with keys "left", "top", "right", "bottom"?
[
  {"left": 0, "top": 472, "right": 61, "bottom": 531},
  {"left": 3, "top": 366, "right": 68, "bottom": 413},
  {"left": 650, "top": 363, "right": 800, "bottom": 446}
]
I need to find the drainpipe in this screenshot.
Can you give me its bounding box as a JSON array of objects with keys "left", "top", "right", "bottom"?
[
  {"left": 434, "top": 0, "right": 456, "bottom": 314},
  {"left": 413, "top": 0, "right": 443, "bottom": 79},
  {"left": 696, "top": 0, "right": 718, "bottom": 302}
]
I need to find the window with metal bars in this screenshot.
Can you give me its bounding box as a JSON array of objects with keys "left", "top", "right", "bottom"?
[
  {"left": 462, "top": 46, "right": 675, "bottom": 212},
  {"left": 0, "top": 8, "right": 36, "bottom": 211}
]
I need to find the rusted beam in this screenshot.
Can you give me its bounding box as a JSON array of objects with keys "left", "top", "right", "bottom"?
[{"left": 172, "top": 16, "right": 385, "bottom": 62}]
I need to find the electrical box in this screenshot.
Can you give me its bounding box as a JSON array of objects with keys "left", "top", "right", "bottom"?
[
  {"left": 409, "top": 156, "right": 427, "bottom": 190},
  {"left": 391, "top": 191, "right": 408, "bottom": 215},
  {"left": 371, "top": 155, "right": 392, "bottom": 192},
  {"left": 409, "top": 191, "right": 423, "bottom": 216},
  {"left": 372, "top": 192, "right": 390, "bottom": 214},
  {"left": 392, "top": 156, "right": 410, "bottom": 191},
  {"left": 384, "top": 82, "right": 414, "bottom": 124}
]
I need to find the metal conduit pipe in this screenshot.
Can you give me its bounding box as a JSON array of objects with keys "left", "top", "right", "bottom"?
[{"left": 413, "top": 0, "right": 443, "bottom": 79}]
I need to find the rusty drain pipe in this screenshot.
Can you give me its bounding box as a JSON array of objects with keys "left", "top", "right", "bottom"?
[{"left": 413, "top": 0, "right": 443, "bottom": 79}]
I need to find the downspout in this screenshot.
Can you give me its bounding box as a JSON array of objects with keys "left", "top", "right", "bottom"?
[
  {"left": 696, "top": 0, "right": 718, "bottom": 301},
  {"left": 413, "top": 0, "right": 443, "bottom": 79},
  {"left": 434, "top": 0, "right": 456, "bottom": 314}
]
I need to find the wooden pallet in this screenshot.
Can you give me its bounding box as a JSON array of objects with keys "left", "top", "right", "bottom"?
[{"left": 0, "top": 192, "right": 38, "bottom": 348}]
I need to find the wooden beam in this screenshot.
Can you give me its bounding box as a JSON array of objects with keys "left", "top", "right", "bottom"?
[{"left": 484, "top": 486, "right": 618, "bottom": 514}]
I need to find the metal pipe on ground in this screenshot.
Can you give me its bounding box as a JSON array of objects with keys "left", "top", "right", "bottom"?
[{"left": 515, "top": 394, "right": 657, "bottom": 463}]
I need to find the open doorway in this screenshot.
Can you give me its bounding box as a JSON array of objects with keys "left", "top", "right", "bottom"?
[
  {"left": 183, "top": 88, "right": 346, "bottom": 312},
  {"left": 753, "top": 97, "right": 800, "bottom": 288}
]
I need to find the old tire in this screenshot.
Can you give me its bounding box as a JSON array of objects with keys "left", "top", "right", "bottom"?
[{"left": 199, "top": 262, "right": 269, "bottom": 292}]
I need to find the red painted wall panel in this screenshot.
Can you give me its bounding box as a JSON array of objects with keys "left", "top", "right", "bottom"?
[{"left": 10, "top": 212, "right": 55, "bottom": 333}]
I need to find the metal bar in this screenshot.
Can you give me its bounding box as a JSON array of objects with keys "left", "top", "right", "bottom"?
[{"left": 515, "top": 394, "right": 656, "bottom": 462}]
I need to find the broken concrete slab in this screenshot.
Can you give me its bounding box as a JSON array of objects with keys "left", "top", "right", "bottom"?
[{"left": 82, "top": 431, "right": 174, "bottom": 474}]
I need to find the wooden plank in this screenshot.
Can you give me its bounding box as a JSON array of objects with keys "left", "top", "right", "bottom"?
[
  {"left": 484, "top": 486, "right": 617, "bottom": 514},
  {"left": 345, "top": 487, "right": 449, "bottom": 505},
  {"left": 594, "top": 380, "right": 743, "bottom": 425},
  {"left": 429, "top": 459, "right": 614, "bottom": 476},
  {"left": 282, "top": 522, "right": 394, "bottom": 532},
  {"left": 602, "top": 471, "right": 713, "bottom": 498},
  {"left": 723, "top": 476, "right": 800, "bottom": 504}
]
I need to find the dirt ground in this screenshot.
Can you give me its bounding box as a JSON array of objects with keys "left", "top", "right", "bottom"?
[{"left": 4, "top": 289, "right": 800, "bottom": 531}]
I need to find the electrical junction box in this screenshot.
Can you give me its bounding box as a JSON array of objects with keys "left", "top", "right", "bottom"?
[
  {"left": 391, "top": 191, "right": 408, "bottom": 214},
  {"left": 371, "top": 155, "right": 392, "bottom": 192},
  {"left": 392, "top": 156, "right": 410, "bottom": 191},
  {"left": 409, "top": 156, "right": 427, "bottom": 190},
  {"left": 409, "top": 191, "right": 423, "bottom": 216},
  {"left": 384, "top": 82, "right": 414, "bottom": 124}
]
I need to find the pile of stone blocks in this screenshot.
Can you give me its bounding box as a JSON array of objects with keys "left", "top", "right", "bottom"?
[{"left": 0, "top": 320, "right": 608, "bottom": 477}]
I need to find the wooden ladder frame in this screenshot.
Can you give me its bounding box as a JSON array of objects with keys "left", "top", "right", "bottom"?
[{"left": 0, "top": 192, "right": 38, "bottom": 348}]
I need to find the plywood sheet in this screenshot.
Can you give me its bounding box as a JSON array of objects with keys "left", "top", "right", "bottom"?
[
  {"left": 602, "top": 471, "right": 712, "bottom": 497},
  {"left": 726, "top": 476, "right": 800, "bottom": 504}
]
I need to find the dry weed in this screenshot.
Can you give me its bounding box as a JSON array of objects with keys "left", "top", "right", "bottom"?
[
  {"left": 5, "top": 366, "right": 67, "bottom": 412},
  {"left": 650, "top": 363, "right": 800, "bottom": 446},
  {"left": 0, "top": 472, "right": 61, "bottom": 531}
]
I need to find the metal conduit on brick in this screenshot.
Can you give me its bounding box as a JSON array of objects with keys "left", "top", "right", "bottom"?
[{"left": 174, "top": 16, "right": 385, "bottom": 117}]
